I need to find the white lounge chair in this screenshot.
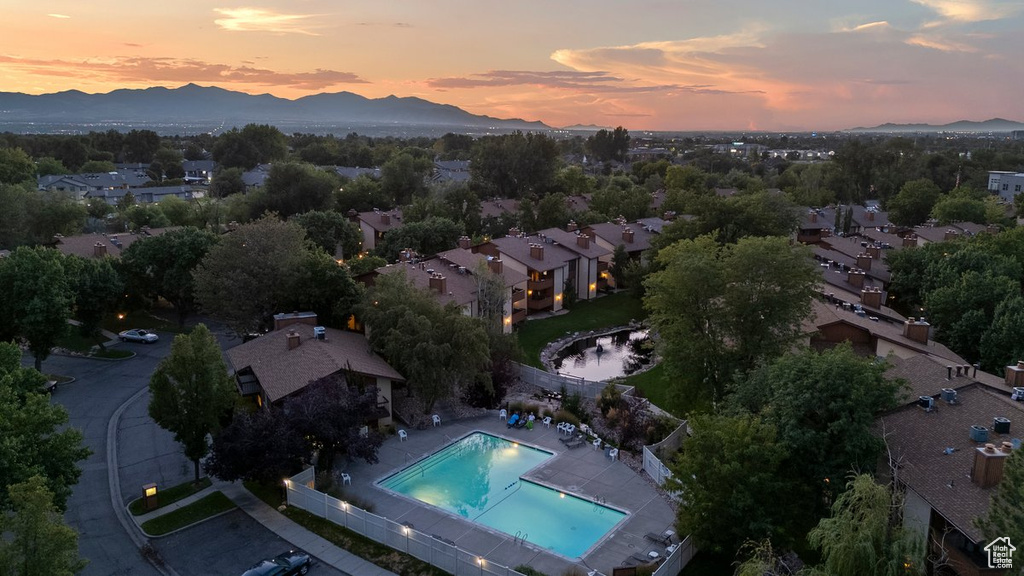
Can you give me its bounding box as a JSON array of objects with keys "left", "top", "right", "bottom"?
[
  {"left": 542, "top": 416, "right": 552, "bottom": 428},
  {"left": 432, "top": 414, "right": 441, "bottom": 427},
  {"left": 593, "top": 438, "right": 602, "bottom": 450},
  {"left": 608, "top": 448, "right": 619, "bottom": 460},
  {"left": 341, "top": 473, "right": 351, "bottom": 485},
  {"left": 564, "top": 424, "right": 576, "bottom": 436},
  {"left": 499, "top": 408, "right": 507, "bottom": 421},
  {"left": 399, "top": 429, "right": 408, "bottom": 441}
]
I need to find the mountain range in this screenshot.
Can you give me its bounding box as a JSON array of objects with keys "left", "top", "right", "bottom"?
[
  {"left": 0, "top": 84, "right": 549, "bottom": 134},
  {"left": 847, "top": 118, "right": 1024, "bottom": 133}
]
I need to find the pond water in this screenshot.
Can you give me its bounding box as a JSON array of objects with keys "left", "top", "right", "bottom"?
[{"left": 551, "top": 329, "right": 653, "bottom": 381}]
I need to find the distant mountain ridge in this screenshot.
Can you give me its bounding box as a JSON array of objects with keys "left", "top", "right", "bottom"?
[
  {"left": 847, "top": 118, "right": 1024, "bottom": 133},
  {"left": 0, "top": 83, "right": 549, "bottom": 132}
]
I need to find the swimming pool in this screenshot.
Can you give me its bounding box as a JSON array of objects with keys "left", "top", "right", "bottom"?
[{"left": 378, "top": 432, "right": 626, "bottom": 558}]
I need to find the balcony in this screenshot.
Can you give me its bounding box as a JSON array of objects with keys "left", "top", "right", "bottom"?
[
  {"left": 529, "top": 277, "right": 554, "bottom": 291},
  {"left": 527, "top": 295, "right": 553, "bottom": 311},
  {"left": 511, "top": 309, "right": 528, "bottom": 324},
  {"left": 511, "top": 288, "right": 526, "bottom": 303}
]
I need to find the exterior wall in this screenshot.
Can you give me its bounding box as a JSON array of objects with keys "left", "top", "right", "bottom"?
[
  {"left": 553, "top": 266, "right": 566, "bottom": 312},
  {"left": 874, "top": 339, "right": 918, "bottom": 360},
  {"left": 575, "top": 257, "right": 599, "bottom": 301},
  {"left": 902, "top": 488, "right": 931, "bottom": 550},
  {"left": 359, "top": 221, "right": 377, "bottom": 252},
  {"left": 814, "top": 323, "right": 872, "bottom": 345},
  {"left": 376, "top": 377, "right": 393, "bottom": 427},
  {"left": 994, "top": 174, "right": 1024, "bottom": 202}
]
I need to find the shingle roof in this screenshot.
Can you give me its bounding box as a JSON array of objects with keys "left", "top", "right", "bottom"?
[
  {"left": 374, "top": 260, "right": 479, "bottom": 308},
  {"left": 435, "top": 248, "right": 529, "bottom": 287},
  {"left": 357, "top": 209, "right": 404, "bottom": 233},
  {"left": 52, "top": 227, "right": 178, "bottom": 259},
  {"left": 586, "top": 221, "right": 657, "bottom": 252},
  {"left": 536, "top": 227, "right": 612, "bottom": 260},
  {"left": 225, "top": 324, "right": 403, "bottom": 403},
  {"left": 878, "top": 383, "right": 1023, "bottom": 542},
  {"left": 487, "top": 235, "right": 577, "bottom": 272},
  {"left": 480, "top": 198, "right": 520, "bottom": 219}
]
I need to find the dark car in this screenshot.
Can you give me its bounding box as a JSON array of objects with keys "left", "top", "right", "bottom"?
[{"left": 241, "top": 551, "right": 311, "bottom": 576}]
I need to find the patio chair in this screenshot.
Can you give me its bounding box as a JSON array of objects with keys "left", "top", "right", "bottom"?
[
  {"left": 398, "top": 429, "right": 408, "bottom": 442},
  {"left": 499, "top": 408, "right": 507, "bottom": 421},
  {"left": 644, "top": 531, "right": 672, "bottom": 545},
  {"left": 432, "top": 414, "right": 441, "bottom": 427},
  {"left": 592, "top": 437, "right": 602, "bottom": 450},
  {"left": 607, "top": 448, "right": 619, "bottom": 461},
  {"left": 556, "top": 421, "right": 568, "bottom": 433},
  {"left": 341, "top": 473, "right": 351, "bottom": 485},
  {"left": 542, "top": 416, "right": 552, "bottom": 428},
  {"left": 564, "top": 424, "right": 576, "bottom": 436}
]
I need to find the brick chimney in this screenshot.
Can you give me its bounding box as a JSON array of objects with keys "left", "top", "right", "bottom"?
[
  {"left": 866, "top": 245, "right": 881, "bottom": 260},
  {"left": 93, "top": 242, "right": 107, "bottom": 258},
  {"left": 529, "top": 243, "right": 544, "bottom": 260},
  {"left": 576, "top": 234, "right": 590, "bottom": 249},
  {"left": 286, "top": 331, "right": 301, "bottom": 350},
  {"left": 944, "top": 229, "right": 958, "bottom": 241},
  {"left": 902, "top": 234, "right": 918, "bottom": 248},
  {"left": 622, "top": 227, "right": 635, "bottom": 243},
  {"left": 971, "top": 442, "right": 1013, "bottom": 488},
  {"left": 856, "top": 253, "right": 873, "bottom": 271},
  {"left": 860, "top": 287, "right": 883, "bottom": 309},
  {"left": 903, "top": 317, "right": 930, "bottom": 344},
  {"left": 509, "top": 227, "right": 521, "bottom": 237},
  {"left": 847, "top": 269, "right": 866, "bottom": 288},
  {"left": 866, "top": 210, "right": 875, "bottom": 222},
  {"left": 429, "top": 273, "right": 447, "bottom": 294},
  {"left": 567, "top": 220, "right": 579, "bottom": 232},
  {"left": 457, "top": 235, "right": 471, "bottom": 250},
  {"left": 487, "top": 258, "right": 503, "bottom": 275},
  {"left": 808, "top": 210, "right": 817, "bottom": 224},
  {"left": 986, "top": 224, "right": 1001, "bottom": 235},
  {"left": 380, "top": 212, "right": 391, "bottom": 225},
  {"left": 1004, "top": 360, "right": 1024, "bottom": 388}
]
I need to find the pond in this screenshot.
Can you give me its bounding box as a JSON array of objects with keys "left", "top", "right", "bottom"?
[{"left": 550, "top": 329, "right": 653, "bottom": 381}]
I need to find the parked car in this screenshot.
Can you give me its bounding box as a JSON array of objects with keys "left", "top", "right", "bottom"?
[
  {"left": 118, "top": 329, "right": 159, "bottom": 343},
  {"left": 241, "top": 551, "right": 311, "bottom": 576}
]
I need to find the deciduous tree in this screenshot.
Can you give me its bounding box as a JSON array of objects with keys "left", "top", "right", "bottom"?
[
  {"left": 66, "top": 256, "right": 123, "bottom": 347},
  {"left": 260, "top": 162, "right": 338, "bottom": 218},
  {"left": 149, "top": 324, "right": 236, "bottom": 482},
  {"left": 204, "top": 408, "right": 309, "bottom": 485},
  {"left": 291, "top": 210, "right": 362, "bottom": 259},
  {"left": 0, "top": 476, "right": 87, "bottom": 576},
  {"left": 0, "top": 247, "right": 73, "bottom": 371},
  {"left": 887, "top": 178, "right": 941, "bottom": 226}
]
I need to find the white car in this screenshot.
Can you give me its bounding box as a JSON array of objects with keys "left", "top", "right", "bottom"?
[{"left": 118, "top": 329, "right": 159, "bottom": 343}]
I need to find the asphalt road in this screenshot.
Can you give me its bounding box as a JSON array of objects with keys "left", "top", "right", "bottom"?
[{"left": 36, "top": 321, "right": 344, "bottom": 576}]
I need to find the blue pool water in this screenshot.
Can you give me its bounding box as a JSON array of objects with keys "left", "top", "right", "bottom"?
[{"left": 378, "top": 432, "right": 626, "bottom": 558}]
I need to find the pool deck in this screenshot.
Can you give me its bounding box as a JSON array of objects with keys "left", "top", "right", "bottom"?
[{"left": 338, "top": 412, "right": 678, "bottom": 575}]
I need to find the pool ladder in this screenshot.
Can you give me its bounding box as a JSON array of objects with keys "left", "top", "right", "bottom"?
[{"left": 514, "top": 530, "right": 529, "bottom": 546}]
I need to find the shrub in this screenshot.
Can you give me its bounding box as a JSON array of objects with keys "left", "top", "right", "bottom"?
[
  {"left": 560, "top": 389, "right": 585, "bottom": 422},
  {"left": 514, "top": 566, "right": 548, "bottom": 576},
  {"left": 561, "top": 568, "right": 586, "bottom": 576},
  {"left": 598, "top": 382, "right": 624, "bottom": 417},
  {"left": 553, "top": 410, "right": 580, "bottom": 428}
]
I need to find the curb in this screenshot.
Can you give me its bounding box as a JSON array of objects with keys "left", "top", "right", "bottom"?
[
  {"left": 108, "top": 386, "right": 184, "bottom": 576},
  {"left": 135, "top": 505, "right": 240, "bottom": 539},
  {"left": 51, "top": 350, "right": 137, "bottom": 361}
]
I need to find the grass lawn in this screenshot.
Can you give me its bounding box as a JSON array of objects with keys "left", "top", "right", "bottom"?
[
  {"left": 243, "top": 480, "right": 284, "bottom": 509},
  {"left": 129, "top": 477, "right": 212, "bottom": 516},
  {"left": 516, "top": 292, "right": 645, "bottom": 368},
  {"left": 139, "top": 491, "right": 236, "bottom": 536},
  {"left": 622, "top": 364, "right": 714, "bottom": 418},
  {"left": 56, "top": 329, "right": 134, "bottom": 359},
  {"left": 281, "top": 507, "right": 449, "bottom": 576}
]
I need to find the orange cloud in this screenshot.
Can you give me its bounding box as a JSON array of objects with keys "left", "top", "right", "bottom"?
[
  {"left": 0, "top": 55, "right": 367, "bottom": 90},
  {"left": 910, "top": 0, "right": 1021, "bottom": 23}
]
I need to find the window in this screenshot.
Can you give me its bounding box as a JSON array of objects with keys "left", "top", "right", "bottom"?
[{"left": 1016, "top": 184, "right": 1022, "bottom": 192}]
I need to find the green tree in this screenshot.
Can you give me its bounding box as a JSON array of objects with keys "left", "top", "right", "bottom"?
[
  {"left": 931, "top": 186, "right": 987, "bottom": 225},
  {"left": 0, "top": 147, "right": 36, "bottom": 185},
  {"left": 149, "top": 324, "right": 236, "bottom": 482},
  {"left": 27, "top": 192, "right": 87, "bottom": 244},
  {"left": 887, "top": 178, "right": 941, "bottom": 226},
  {"left": 358, "top": 272, "right": 490, "bottom": 413},
  {"left": 0, "top": 184, "right": 34, "bottom": 248},
  {"left": 808, "top": 475, "right": 925, "bottom": 576},
  {"left": 609, "top": 244, "right": 630, "bottom": 289},
  {"left": 979, "top": 295, "right": 1024, "bottom": 374},
  {"left": 732, "top": 345, "right": 901, "bottom": 516},
  {"left": 291, "top": 210, "right": 362, "bottom": 258},
  {"left": 211, "top": 128, "right": 260, "bottom": 170},
  {"left": 535, "top": 193, "right": 571, "bottom": 230},
  {"left": 284, "top": 250, "right": 362, "bottom": 327},
  {"left": 585, "top": 126, "right": 630, "bottom": 162},
  {"left": 157, "top": 195, "right": 192, "bottom": 226},
  {"left": 79, "top": 160, "right": 116, "bottom": 173},
  {"left": 667, "top": 413, "right": 791, "bottom": 553},
  {"left": 471, "top": 132, "right": 560, "bottom": 198},
  {"left": 120, "top": 227, "right": 220, "bottom": 326},
  {"left": 0, "top": 342, "right": 90, "bottom": 512},
  {"left": 194, "top": 216, "right": 308, "bottom": 335},
  {"left": 0, "top": 247, "right": 73, "bottom": 371},
  {"left": 34, "top": 157, "right": 68, "bottom": 178},
  {"left": 664, "top": 165, "right": 709, "bottom": 192},
  {"left": 926, "top": 270, "right": 1017, "bottom": 362},
  {"left": 259, "top": 162, "right": 338, "bottom": 218},
  {"left": 210, "top": 167, "right": 246, "bottom": 198},
  {"left": 374, "top": 216, "right": 463, "bottom": 262},
  {"left": 644, "top": 235, "right": 817, "bottom": 403},
  {"left": 975, "top": 447, "right": 1024, "bottom": 550},
  {"left": 381, "top": 152, "right": 430, "bottom": 205},
  {"left": 239, "top": 124, "right": 288, "bottom": 165},
  {"left": 0, "top": 476, "right": 87, "bottom": 576},
  {"left": 336, "top": 174, "right": 392, "bottom": 213},
  {"left": 122, "top": 129, "right": 161, "bottom": 163},
  {"left": 66, "top": 256, "right": 123, "bottom": 348}
]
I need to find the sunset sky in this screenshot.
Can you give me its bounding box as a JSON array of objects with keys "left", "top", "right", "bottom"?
[{"left": 1, "top": 0, "right": 1022, "bottom": 131}]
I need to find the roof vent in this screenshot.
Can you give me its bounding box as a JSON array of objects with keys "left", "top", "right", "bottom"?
[
  {"left": 941, "top": 388, "right": 958, "bottom": 404},
  {"left": 313, "top": 326, "right": 326, "bottom": 341},
  {"left": 970, "top": 425, "right": 989, "bottom": 443},
  {"left": 993, "top": 417, "right": 1011, "bottom": 435},
  {"left": 1012, "top": 387, "right": 1024, "bottom": 401}
]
